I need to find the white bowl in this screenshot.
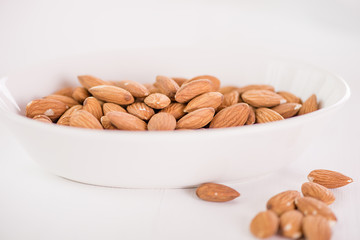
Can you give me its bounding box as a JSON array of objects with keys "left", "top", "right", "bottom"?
[{"left": 0, "top": 49, "right": 350, "bottom": 188}]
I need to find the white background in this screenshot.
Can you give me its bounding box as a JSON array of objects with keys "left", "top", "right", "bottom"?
[{"left": 0, "top": 0, "right": 359, "bottom": 239}]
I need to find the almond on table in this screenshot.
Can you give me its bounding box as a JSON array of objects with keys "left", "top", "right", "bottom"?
[{"left": 25, "top": 74, "right": 320, "bottom": 131}]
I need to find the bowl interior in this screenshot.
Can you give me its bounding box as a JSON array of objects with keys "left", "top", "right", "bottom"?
[{"left": 2, "top": 47, "right": 349, "bottom": 116}]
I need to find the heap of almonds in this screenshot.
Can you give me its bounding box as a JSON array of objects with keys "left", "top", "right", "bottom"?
[
  {"left": 195, "top": 169, "right": 353, "bottom": 240},
  {"left": 25, "top": 75, "right": 319, "bottom": 130}
]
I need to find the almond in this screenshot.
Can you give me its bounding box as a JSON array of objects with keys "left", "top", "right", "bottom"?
[
  {"left": 171, "top": 77, "right": 188, "bottom": 86},
  {"left": 176, "top": 108, "right": 215, "bottom": 129},
  {"left": 184, "top": 92, "right": 223, "bottom": 112},
  {"left": 69, "top": 110, "right": 103, "bottom": 130},
  {"left": 160, "top": 103, "right": 186, "bottom": 119},
  {"left": 295, "top": 197, "right": 337, "bottom": 223},
  {"left": 127, "top": 102, "right": 155, "bottom": 120},
  {"left": 154, "top": 75, "right": 180, "bottom": 98},
  {"left": 307, "top": 169, "right": 353, "bottom": 189},
  {"left": 250, "top": 210, "right": 279, "bottom": 239},
  {"left": 83, "top": 97, "right": 103, "bottom": 120},
  {"left": 57, "top": 105, "right": 82, "bottom": 125},
  {"left": 277, "top": 91, "right": 302, "bottom": 104},
  {"left": 246, "top": 106, "right": 256, "bottom": 125},
  {"left": 72, "top": 87, "right": 90, "bottom": 103},
  {"left": 78, "top": 75, "right": 111, "bottom": 89},
  {"left": 144, "top": 93, "right": 171, "bottom": 109},
  {"left": 255, "top": 108, "right": 284, "bottom": 123},
  {"left": 217, "top": 90, "right": 239, "bottom": 111},
  {"left": 186, "top": 75, "right": 221, "bottom": 91},
  {"left": 88, "top": 85, "right": 134, "bottom": 105},
  {"left": 175, "top": 79, "right": 214, "bottom": 103},
  {"left": 107, "top": 111, "right": 147, "bottom": 131},
  {"left": 148, "top": 112, "right": 176, "bottom": 131},
  {"left": 143, "top": 83, "right": 159, "bottom": 94},
  {"left": 26, "top": 99, "right": 68, "bottom": 121},
  {"left": 33, "top": 115, "right": 53, "bottom": 123},
  {"left": 100, "top": 116, "right": 117, "bottom": 130},
  {"left": 242, "top": 90, "right": 286, "bottom": 108},
  {"left": 303, "top": 215, "right": 331, "bottom": 240},
  {"left": 103, "top": 103, "right": 127, "bottom": 115},
  {"left": 53, "top": 87, "right": 74, "bottom": 97},
  {"left": 271, "top": 103, "right": 302, "bottom": 118},
  {"left": 298, "top": 94, "right": 318, "bottom": 115},
  {"left": 44, "top": 94, "right": 79, "bottom": 108},
  {"left": 280, "top": 210, "right": 303, "bottom": 239},
  {"left": 209, "top": 103, "right": 250, "bottom": 128},
  {"left": 301, "top": 182, "right": 335, "bottom": 205},
  {"left": 266, "top": 190, "right": 301, "bottom": 215},
  {"left": 114, "top": 80, "right": 150, "bottom": 98},
  {"left": 196, "top": 183, "right": 240, "bottom": 202},
  {"left": 218, "top": 86, "right": 238, "bottom": 95},
  {"left": 237, "top": 84, "right": 275, "bottom": 95}
]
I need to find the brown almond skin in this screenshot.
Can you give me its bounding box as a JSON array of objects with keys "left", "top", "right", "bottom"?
[
  {"left": 277, "top": 91, "right": 302, "bottom": 104},
  {"left": 143, "top": 83, "right": 160, "bottom": 94},
  {"left": 184, "top": 92, "right": 223, "bottom": 112},
  {"left": 280, "top": 210, "right": 303, "bottom": 239},
  {"left": 186, "top": 75, "right": 221, "bottom": 91},
  {"left": 144, "top": 93, "right": 171, "bottom": 109},
  {"left": 88, "top": 85, "right": 134, "bottom": 105},
  {"left": 26, "top": 99, "right": 68, "bottom": 121},
  {"left": 176, "top": 108, "right": 215, "bottom": 129},
  {"left": 218, "top": 86, "right": 238, "bottom": 95},
  {"left": 250, "top": 210, "right": 279, "bottom": 239},
  {"left": 160, "top": 103, "right": 186, "bottom": 120},
  {"left": 246, "top": 106, "right": 256, "bottom": 125},
  {"left": 33, "top": 115, "right": 53, "bottom": 124},
  {"left": 175, "top": 79, "right": 214, "bottom": 103},
  {"left": 148, "top": 112, "right": 176, "bottom": 131},
  {"left": 57, "top": 105, "right": 82, "bottom": 125},
  {"left": 44, "top": 94, "right": 79, "bottom": 108},
  {"left": 301, "top": 182, "right": 335, "bottom": 205},
  {"left": 171, "top": 77, "right": 188, "bottom": 86},
  {"left": 295, "top": 197, "right": 337, "bottom": 223},
  {"left": 266, "top": 190, "right": 301, "bottom": 215},
  {"left": 69, "top": 110, "right": 103, "bottom": 130},
  {"left": 272, "top": 103, "right": 302, "bottom": 118},
  {"left": 255, "top": 108, "right": 284, "bottom": 123},
  {"left": 298, "top": 94, "right": 318, "bottom": 115},
  {"left": 196, "top": 183, "right": 240, "bottom": 202},
  {"left": 308, "top": 169, "right": 353, "bottom": 189},
  {"left": 217, "top": 90, "right": 239, "bottom": 111},
  {"left": 242, "top": 89, "right": 286, "bottom": 108},
  {"left": 209, "top": 103, "right": 250, "bottom": 128},
  {"left": 100, "top": 116, "right": 117, "bottom": 130},
  {"left": 114, "top": 80, "right": 150, "bottom": 98},
  {"left": 83, "top": 97, "right": 103, "bottom": 121},
  {"left": 53, "top": 87, "right": 74, "bottom": 97},
  {"left": 107, "top": 112, "right": 147, "bottom": 131},
  {"left": 72, "top": 87, "right": 90, "bottom": 103},
  {"left": 303, "top": 215, "right": 331, "bottom": 240},
  {"left": 78, "top": 75, "right": 111, "bottom": 89},
  {"left": 154, "top": 75, "right": 180, "bottom": 99},
  {"left": 103, "top": 103, "right": 127, "bottom": 115},
  {"left": 127, "top": 102, "right": 155, "bottom": 121},
  {"left": 237, "top": 84, "right": 275, "bottom": 95}
]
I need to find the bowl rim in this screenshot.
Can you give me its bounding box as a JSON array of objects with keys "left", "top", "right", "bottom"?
[{"left": 0, "top": 62, "right": 351, "bottom": 138}]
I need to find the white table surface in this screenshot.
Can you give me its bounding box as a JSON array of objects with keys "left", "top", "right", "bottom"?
[{"left": 0, "top": 1, "right": 359, "bottom": 239}]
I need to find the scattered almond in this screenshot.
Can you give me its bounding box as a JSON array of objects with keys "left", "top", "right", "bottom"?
[
  {"left": 298, "top": 94, "right": 318, "bottom": 115},
  {"left": 250, "top": 210, "right": 279, "bottom": 239},
  {"left": 148, "top": 112, "right": 176, "bottom": 131},
  {"left": 210, "top": 103, "right": 250, "bottom": 128},
  {"left": 144, "top": 93, "right": 171, "bottom": 109},
  {"left": 302, "top": 215, "right": 331, "bottom": 240},
  {"left": 280, "top": 210, "right": 303, "bottom": 239},
  {"left": 295, "top": 197, "right": 337, "bottom": 223},
  {"left": 217, "top": 90, "right": 239, "bottom": 111},
  {"left": 196, "top": 183, "right": 240, "bottom": 202},
  {"left": 127, "top": 102, "right": 155, "bottom": 120},
  {"left": 154, "top": 75, "right": 180, "bottom": 99},
  {"left": 83, "top": 97, "right": 103, "bottom": 121},
  {"left": 57, "top": 105, "right": 82, "bottom": 125},
  {"left": 26, "top": 99, "right": 68, "bottom": 121},
  {"left": 308, "top": 169, "right": 353, "bottom": 189},
  {"left": 114, "top": 80, "right": 150, "bottom": 98},
  {"left": 301, "top": 182, "right": 335, "bottom": 205},
  {"left": 266, "top": 190, "right": 301, "bottom": 215},
  {"left": 88, "top": 85, "right": 134, "bottom": 105},
  {"left": 160, "top": 103, "right": 186, "bottom": 119},
  {"left": 107, "top": 111, "right": 147, "bottom": 131},
  {"left": 184, "top": 92, "right": 223, "bottom": 112},
  {"left": 69, "top": 110, "right": 103, "bottom": 130},
  {"left": 242, "top": 90, "right": 286, "bottom": 108},
  {"left": 176, "top": 108, "right": 215, "bottom": 129},
  {"left": 175, "top": 79, "right": 214, "bottom": 103},
  {"left": 255, "top": 108, "right": 284, "bottom": 123}
]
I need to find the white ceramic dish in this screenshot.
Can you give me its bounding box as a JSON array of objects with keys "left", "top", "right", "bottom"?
[{"left": 0, "top": 49, "right": 350, "bottom": 188}]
